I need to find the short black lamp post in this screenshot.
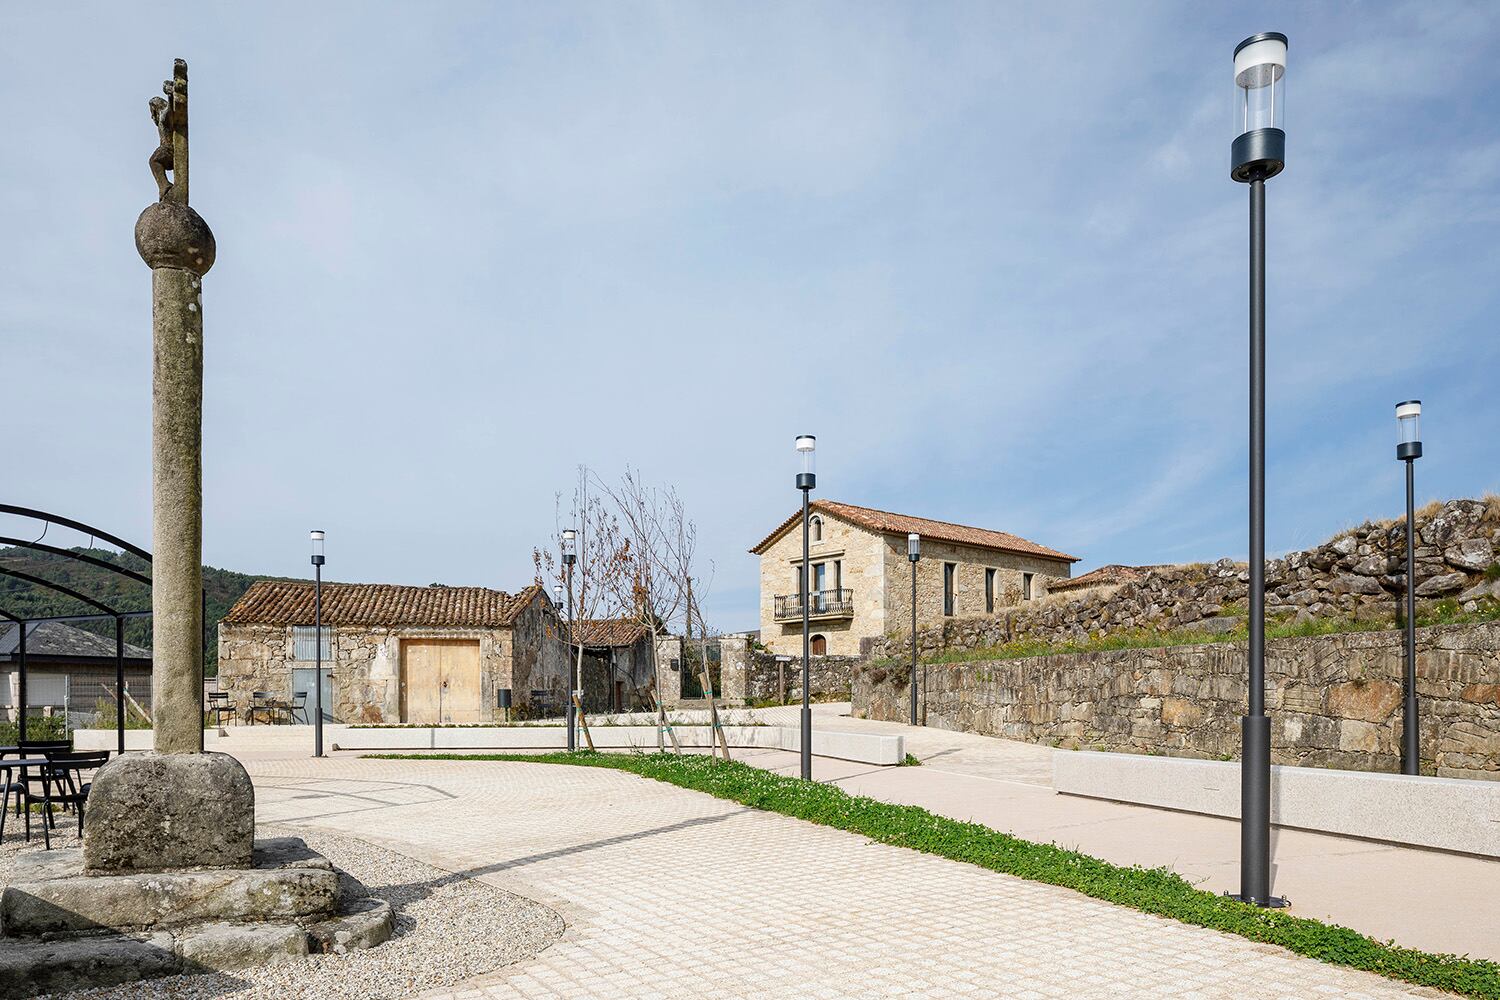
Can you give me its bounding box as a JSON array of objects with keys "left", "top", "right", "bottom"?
[
  {"left": 795, "top": 434, "right": 816, "bottom": 780},
  {"left": 1397, "top": 400, "right": 1423, "bottom": 775},
  {"left": 908, "top": 532, "right": 920, "bottom": 726},
  {"left": 310, "top": 530, "right": 326, "bottom": 758},
  {"left": 1231, "top": 30, "right": 1288, "bottom": 909},
  {"left": 562, "top": 528, "right": 577, "bottom": 751}
]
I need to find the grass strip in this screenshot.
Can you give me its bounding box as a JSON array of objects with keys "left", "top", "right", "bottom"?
[{"left": 366, "top": 750, "right": 1500, "bottom": 998}]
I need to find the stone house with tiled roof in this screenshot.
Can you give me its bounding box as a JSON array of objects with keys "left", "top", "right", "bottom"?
[
  {"left": 750, "top": 501, "right": 1079, "bottom": 657},
  {"left": 217, "top": 580, "right": 571, "bottom": 724}
]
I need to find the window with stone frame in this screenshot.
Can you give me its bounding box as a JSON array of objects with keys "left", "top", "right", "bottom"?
[
  {"left": 985, "top": 568, "right": 996, "bottom": 613},
  {"left": 809, "top": 515, "right": 823, "bottom": 542},
  {"left": 292, "top": 625, "right": 333, "bottom": 661},
  {"left": 943, "top": 563, "right": 956, "bottom": 616},
  {"left": 1023, "top": 573, "right": 1034, "bottom": 601}
]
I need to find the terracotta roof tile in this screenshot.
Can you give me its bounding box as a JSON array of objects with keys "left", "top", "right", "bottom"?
[
  {"left": 220, "top": 580, "right": 542, "bottom": 628},
  {"left": 749, "top": 500, "right": 1078, "bottom": 563},
  {"left": 570, "top": 618, "right": 648, "bottom": 647},
  {"left": 1046, "top": 564, "right": 1158, "bottom": 593}
]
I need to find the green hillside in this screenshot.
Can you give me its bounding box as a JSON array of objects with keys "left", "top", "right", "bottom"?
[{"left": 0, "top": 546, "right": 292, "bottom": 675}]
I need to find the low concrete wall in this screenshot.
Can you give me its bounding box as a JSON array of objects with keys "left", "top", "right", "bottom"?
[
  {"left": 75, "top": 724, "right": 905, "bottom": 767},
  {"left": 1053, "top": 750, "right": 1500, "bottom": 858}
]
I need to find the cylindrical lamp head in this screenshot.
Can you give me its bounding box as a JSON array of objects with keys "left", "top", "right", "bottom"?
[
  {"left": 1231, "top": 32, "right": 1287, "bottom": 182},
  {"left": 795, "top": 434, "right": 816, "bottom": 490},
  {"left": 553, "top": 583, "right": 564, "bottom": 605},
  {"left": 907, "top": 532, "right": 920, "bottom": 561},
  {"left": 1396, "top": 400, "right": 1422, "bottom": 460},
  {"left": 310, "top": 530, "right": 325, "bottom": 565}
]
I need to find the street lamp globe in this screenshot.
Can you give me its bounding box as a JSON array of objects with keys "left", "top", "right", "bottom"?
[
  {"left": 908, "top": 532, "right": 921, "bottom": 561},
  {"left": 1231, "top": 32, "right": 1287, "bottom": 181},
  {"left": 1396, "top": 400, "right": 1423, "bottom": 460},
  {"left": 553, "top": 584, "right": 563, "bottom": 605},
  {"left": 795, "top": 435, "right": 816, "bottom": 490},
  {"left": 310, "top": 530, "right": 325, "bottom": 565}
]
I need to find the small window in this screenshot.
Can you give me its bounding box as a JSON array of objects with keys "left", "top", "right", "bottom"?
[
  {"left": 943, "top": 563, "right": 956, "bottom": 616},
  {"left": 1023, "top": 573, "right": 1034, "bottom": 601},
  {"left": 809, "top": 515, "right": 823, "bottom": 542},
  {"left": 292, "top": 626, "right": 332, "bottom": 661},
  {"left": 810, "top": 634, "right": 827, "bottom": 656},
  {"left": 985, "top": 568, "right": 996, "bottom": 614}
]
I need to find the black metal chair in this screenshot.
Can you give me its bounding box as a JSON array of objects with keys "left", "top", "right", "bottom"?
[
  {"left": 288, "top": 691, "right": 310, "bottom": 725},
  {"left": 41, "top": 750, "right": 110, "bottom": 840},
  {"left": 0, "top": 751, "right": 31, "bottom": 844},
  {"left": 247, "top": 691, "right": 278, "bottom": 725},
  {"left": 207, "top": 690, "right": 237, "bottom": 727},
  {"left": 13, "top": 740, "right": 71, "bottom": 819}
]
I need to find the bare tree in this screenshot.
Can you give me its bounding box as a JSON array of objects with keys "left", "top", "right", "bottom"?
[
  {"left": 599, "top": 468, "right": 688, "bottom": 753},
  {"left": 534, "top": 466, "right": 630, "bottom": 747},
  {"left": 659, "top": 489, "right": 732, "bottom": 760}
]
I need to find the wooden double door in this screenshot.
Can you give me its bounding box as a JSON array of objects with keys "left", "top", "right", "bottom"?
[{"left": 401, "top": 638, "right": 482, "bottom": 724}]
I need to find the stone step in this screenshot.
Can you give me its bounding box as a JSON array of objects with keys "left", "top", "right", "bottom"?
[
  {"left": 1, "top": 851, "right": 339, "bottom": 936},
  {"left": 0, "top": 931, "right": 182, "bottom": 1000},
  {"left": 0, "top": 902, "right": 394, "bottom": 998}
]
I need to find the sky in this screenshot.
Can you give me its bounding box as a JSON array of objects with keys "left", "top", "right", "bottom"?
[{"left": 3, "top": 2, "right": 1498, "bottom": 631}]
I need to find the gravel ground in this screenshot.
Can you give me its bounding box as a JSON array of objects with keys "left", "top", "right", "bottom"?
[{"left": 0, "top": 821, "right": 564, "bottom": 1000}]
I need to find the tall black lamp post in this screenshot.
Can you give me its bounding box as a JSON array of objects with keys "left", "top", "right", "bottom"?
[
  {"left": 562, "top": 528, "right": 577, "bottom": 751},
  {"left": 310, "top": 530, "right": 325, "bottom": 758},
  {"left": 1397, "top": 400, "right": 1423, "bottom": 775},
  {"left": 795, "top": 434, "right": 816, "bottom": 780},
  {"left": 1231, "top": 31, "right": 1288, "bottom": 909},
  {"left": 908, "top": 532, "right": 920, "bottom": 726}
]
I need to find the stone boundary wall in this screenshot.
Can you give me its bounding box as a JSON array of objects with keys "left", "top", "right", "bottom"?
[
  {"left": 853, "top": 623, "right": 1500, "bottom": 779},
  {"left": 870, "top": 498, "right": 1500, "bottom": 660},
  {"left": 746, "top": 650, "right": 858, "bottom": 704}
]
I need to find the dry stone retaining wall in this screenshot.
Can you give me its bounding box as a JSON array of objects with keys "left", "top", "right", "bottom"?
[
  {"left": 854, "top": 623, "right": 1500, "bottom": 778},
  {"left": 871, "top": 498, "right": 1500, "bottom": 659}
]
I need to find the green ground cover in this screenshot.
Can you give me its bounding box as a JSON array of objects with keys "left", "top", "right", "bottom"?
[{"left": 366, "top": 750, "right": 1500, "bottom": 999}]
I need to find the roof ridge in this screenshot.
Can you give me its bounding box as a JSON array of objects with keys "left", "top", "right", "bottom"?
[
  {"left": 749, "top": 499, "right": 1078, "bottom": 562},
  {"left": 821, "top": 499, "right": 1033, "bottom": 537}
]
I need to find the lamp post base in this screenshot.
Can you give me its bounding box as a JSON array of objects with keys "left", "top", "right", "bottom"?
[{"left": 1224, "top": 892, "right": 1290, "bottom": 908}]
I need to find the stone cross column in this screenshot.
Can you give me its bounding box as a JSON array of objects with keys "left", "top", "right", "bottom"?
[
  {"left": 82, "top": 59, "right": 252, "bottom": 876},
  {"left": 136, "top": 59, "right": 215, "bottom": 754}
]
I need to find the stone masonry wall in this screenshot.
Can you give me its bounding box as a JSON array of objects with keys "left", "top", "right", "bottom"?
[
  {"left": 746, "top": 649, "right": 858, "bottom": 704},
  {"left": 872, "top": 498, "right": 1500, "bottom": 659},
  {"left": 758, "top": 512, "right": 887, "bottom": 657},
  {"left": 854, "top": 623, "right": 1500, "bottom": 778}
]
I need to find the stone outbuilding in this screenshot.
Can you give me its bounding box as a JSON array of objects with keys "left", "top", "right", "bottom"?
[
  {"left": 751, "top": 500, "right": 1078, "bottom": 657},
  {"left": 217, "top": 580, "right": 570, "bottom": 724},
  {"left": 568, "top": 618, "right": 658, "bottom": 712}
]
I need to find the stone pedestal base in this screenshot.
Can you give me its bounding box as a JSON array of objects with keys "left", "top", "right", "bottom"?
[
  {"left": 0, "top": 838, "right": 392, "bottom": 998},
  {"left": 82, "top": 752, "right": 254, "bottom": 874}
]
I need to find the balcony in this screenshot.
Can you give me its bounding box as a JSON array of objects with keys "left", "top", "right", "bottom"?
[{"left": 773, "top": 589, "right": 854, "bottom": 622}]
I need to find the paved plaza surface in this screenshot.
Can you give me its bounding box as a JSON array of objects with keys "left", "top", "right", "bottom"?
[
  {"left": 722, "top": 704, "right": 1500, "bottom": 964},
  {"left": 241, "top": 751, "right": 1454, "bottom": 999}
]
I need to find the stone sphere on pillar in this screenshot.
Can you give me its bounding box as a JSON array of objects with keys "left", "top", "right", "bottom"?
[{"left": 135, "top": 201, "right": 216, "bottom": 275}]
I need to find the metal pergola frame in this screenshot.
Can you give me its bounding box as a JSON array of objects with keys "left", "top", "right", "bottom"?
[{"left": 0, "top": 504, "right": 206, "bottom": 754}]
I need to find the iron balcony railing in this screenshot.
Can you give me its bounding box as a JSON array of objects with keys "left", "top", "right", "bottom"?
[{"left": 773, "top": 589, "right": 855, "bottom": 621}]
